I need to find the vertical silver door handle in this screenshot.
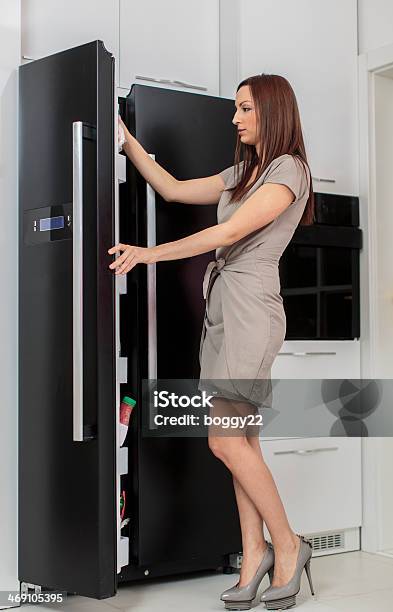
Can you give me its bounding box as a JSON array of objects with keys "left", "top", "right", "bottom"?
[
  {"left": 146, "top": 154, "right": 157, "bottom": 381},
  {"left": 72, "top": 121, "right": 84, "bottom": 442}
]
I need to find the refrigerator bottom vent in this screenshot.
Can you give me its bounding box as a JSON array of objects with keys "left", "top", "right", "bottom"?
[
  {"left": 234, "top": 528, "right": 359, "bottom": 567},
  {"left": 308, "top": 531, "right": 344, "bottom": 552}
]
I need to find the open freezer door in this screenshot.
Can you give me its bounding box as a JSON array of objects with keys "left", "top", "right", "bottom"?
[{"left": 19, "top": 41, "right": 116, "bottom": 599}]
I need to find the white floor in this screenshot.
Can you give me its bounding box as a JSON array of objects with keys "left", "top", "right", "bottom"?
[{"left": 25, "top": 550, "right": 393, "bottom": 612}]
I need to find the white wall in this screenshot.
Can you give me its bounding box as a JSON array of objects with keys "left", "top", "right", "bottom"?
[
  {"left": 0, "top": 0, "right": 20, "bottom": 599},
  {"left": 374, "top": 72, "right": 393, "bottom": 379},
  {"left": 219, "top": 0, "right": 239, "bottom": 99},
  {"left": 358, "top": 0, "right": 393, "bottom": 54}
]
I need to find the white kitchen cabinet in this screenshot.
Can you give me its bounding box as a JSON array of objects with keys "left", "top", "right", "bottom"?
[
  {"left": 119, "top": 0, "right": 220, "bottom": 95},
  {"left": 232, "top": 0, "right": 358, "bottom": 196},
  {"left": 21, "top": 0, "right": 119, "bottom": 72},
  {"left": 265, "top": 343, "right": 362, "bottom": 549},
  {"left": 265, "top": 341, "right": 360, "bottom": 446},
  {"left": 261, "top": 437, "right": 362, "bottom": 537},
  {"left": 271, "top": 340, "right": 361, "bottom": 380}
]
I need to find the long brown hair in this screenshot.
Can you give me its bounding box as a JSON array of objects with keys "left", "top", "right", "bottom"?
[{"left": 228, "top": 74, "right": 314, "bottom": 225}]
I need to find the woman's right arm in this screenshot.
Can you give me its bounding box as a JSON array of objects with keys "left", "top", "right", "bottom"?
[{"left": 120, "top": 118, "right": 225, "bottom": 205}]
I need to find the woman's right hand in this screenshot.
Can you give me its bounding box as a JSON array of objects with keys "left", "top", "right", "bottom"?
[
  {"left": 117, "top": 115, "right": 132, "bottom": 151},
  {"left": 117, "top": 115, "right": 129, "bottom": 152}
]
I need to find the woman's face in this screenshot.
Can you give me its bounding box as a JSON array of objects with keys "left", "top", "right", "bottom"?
[{"left": 232, "top": 85, "right": 258, "bottom": 147}]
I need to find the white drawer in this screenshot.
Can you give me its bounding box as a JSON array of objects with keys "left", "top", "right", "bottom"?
[
  {"left": 117, "top": 357, "right": 128, "bottom": 384},
  {"left": 271, "top": 340, "right": 360, "bottom": 379},
  {"left": 117, "top": 446, "right": 128, "bottom": 476},
  {"left": 117, "top": 153, "right": 126, "bottom": 183},
  {"left": 119, "top": 536, "right": 129, "bottom": 569},
  {"left": 260, "top": 437, "right": 362, "bottom": 536},
  {"left": 116, "top": 273, "right": 127, "bottom": 296}
]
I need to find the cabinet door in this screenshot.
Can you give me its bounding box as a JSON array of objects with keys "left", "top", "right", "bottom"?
[
  {"left": 261, "top": 437, "right": 362, "bottom": 534},
  {"left": 19, "top": 42, "right": 116, "bottom": 599},
  {"left": 119, "top": 0, "right": 219, "bottom": 95},
  {"left": 21, "top": 0, "right": 119, "bottom": 64},
  {"left": 237, "top": 0, "right": 358, "bottom": 195},
  {"left": 271, "top": 340, "right": 361, "bottom": 379}
]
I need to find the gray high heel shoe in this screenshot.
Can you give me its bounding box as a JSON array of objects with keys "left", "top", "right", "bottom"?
[
  {"left": 260, "top": 534, "right": 315, "bottom": 610},
  {"left": 220, "top": 542, "right": 275, "bottom": 611}
]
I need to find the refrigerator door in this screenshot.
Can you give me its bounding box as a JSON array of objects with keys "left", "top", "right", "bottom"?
[
  {"left": 19, "top": 42, "right": 116, "bottom": 598},
  {"left": 121, "top": 85, "right": 242, "bottom": 567}
]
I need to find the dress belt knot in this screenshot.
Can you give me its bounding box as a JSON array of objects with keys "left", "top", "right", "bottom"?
[
  {"left": 215, "top": 257, "right": 226, "bottom": 271},
  {"left": 202, "top": 257, "right": 226, "bottom": 299}
]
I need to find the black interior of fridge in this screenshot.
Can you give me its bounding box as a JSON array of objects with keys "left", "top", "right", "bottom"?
[{"left": 116, "top": 86, "right": 242, "bottom": 583}]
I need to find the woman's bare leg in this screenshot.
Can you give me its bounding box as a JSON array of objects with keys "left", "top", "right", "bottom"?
[
  {"left": 208, "top": 397, "right": 300, "bottom": 588},
  {"left": 232, "top": 433, "right": 269, "bottom": 587}
]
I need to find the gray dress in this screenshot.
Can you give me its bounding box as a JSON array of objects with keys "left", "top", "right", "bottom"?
[{"left": 198, "top": 154, "right": 311, "bottom": 410}]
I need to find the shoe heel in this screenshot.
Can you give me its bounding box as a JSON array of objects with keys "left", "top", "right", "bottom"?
[
  {"left": 268, "top": 566, "right": 274, "bottom": 584},
  {"left": 304, "top": 559, "right": 315, "bottom": 596},
  {"left": 265, "top": 594, "right": 296, "bottom": 610},
  {"left": 224, "top": 602, "right": 252, "bottom": 611}
]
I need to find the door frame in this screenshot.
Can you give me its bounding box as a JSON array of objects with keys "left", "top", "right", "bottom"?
[{"left": 358, "top": 42, "right": 393, "bottom": 555}]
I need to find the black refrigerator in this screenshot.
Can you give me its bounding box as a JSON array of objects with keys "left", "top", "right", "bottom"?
[{"left": 19, "top": 41, "right": 241, "bottom": 600}]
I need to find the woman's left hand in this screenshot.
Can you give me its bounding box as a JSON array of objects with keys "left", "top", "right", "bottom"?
[{"left": 108, "top": 243, "right": 156, "bottom": 274}]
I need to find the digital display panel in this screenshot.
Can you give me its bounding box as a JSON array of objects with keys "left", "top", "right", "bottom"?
[{"left": 39, "top": 216, "right": 65, "bottom": 232}]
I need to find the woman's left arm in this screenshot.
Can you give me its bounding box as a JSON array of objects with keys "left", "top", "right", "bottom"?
[
  {"left": 108, "top": 222, "right": 235, "bottom": 275},
  {"left": 108, "top": 183, "right": 294, "bottom": 275},
  {"left": 225, "top": 182, "right": 295, "bottom": 240}
]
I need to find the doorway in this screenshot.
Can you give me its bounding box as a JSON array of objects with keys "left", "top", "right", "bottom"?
[{"left": 359, "top": 45, "right": 393, "bottom": 557}]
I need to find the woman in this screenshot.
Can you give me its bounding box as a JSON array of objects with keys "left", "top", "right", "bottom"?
[{"left": 110, "top": 74, "right": 315, "bottom": 611}]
